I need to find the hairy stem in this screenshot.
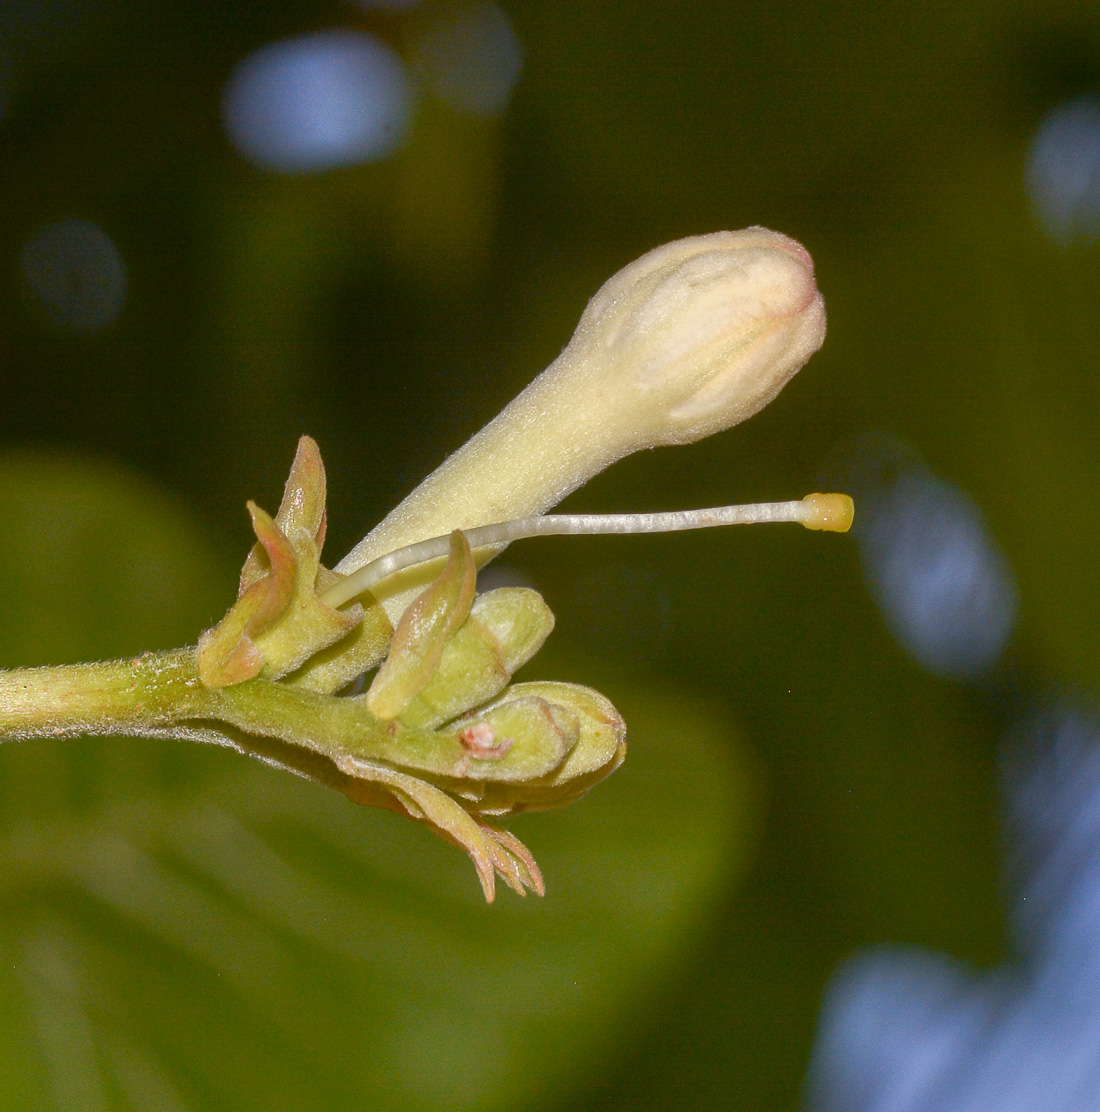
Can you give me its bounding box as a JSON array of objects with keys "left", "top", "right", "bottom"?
[
  {"left": 0, "top": 650, "right": 210, "bottom": 742},
  {"left": 0, "top": 651, "right": 472, "bottom": 782}
]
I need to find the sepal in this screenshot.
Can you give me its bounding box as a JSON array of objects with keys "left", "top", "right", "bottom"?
[
  {"left": 197, "top": 437, "right": 368, "bottom": 687},
  {"left": 366, "top": 530, "right": 476, "bottom": 718}
]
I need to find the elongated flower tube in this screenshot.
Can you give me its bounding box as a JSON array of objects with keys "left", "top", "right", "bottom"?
[{"left": 336, "top": 227, "right": 826, "bottom": 618}]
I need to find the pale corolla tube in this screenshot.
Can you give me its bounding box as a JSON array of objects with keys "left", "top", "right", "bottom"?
[{"left": 336, "top": 228, "right": 827, "bottom": 618}]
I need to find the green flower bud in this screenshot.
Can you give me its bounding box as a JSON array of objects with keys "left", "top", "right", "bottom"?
[
  {"left": 456, "top": 681, "right": 627, "bottom": 818},
  {"left": 471, "top": 586, "right": 557, "bottom": 674},
  {"left": 397, "top": 587, "right": 555, "bottom": 729},
  {"left": 445, "top": 691, "right": 579, "bottom": 781}
]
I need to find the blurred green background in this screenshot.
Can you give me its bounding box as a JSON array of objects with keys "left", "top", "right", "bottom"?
[{"left": 1, "top": 0, "right": 1098, "bottom": 1107}]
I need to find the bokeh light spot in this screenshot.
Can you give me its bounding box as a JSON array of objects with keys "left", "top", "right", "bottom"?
[
  {"left": 20, "top": 219, "right": 127, "bottom": 335},
  {"left": 844, "top": 437, "right": 1017, "bottom": 682},
  {"left": 1026, "top": 95, "right": 1100, "bottom": 244},
  {"left": 411, "top": 1, "right": 522, "bottom": 118},
  {"left": 809, "top": 708, "right": 1100, "bottom": 1112},
  {"left": 222, "top": 29, "right": 412, "bottom": 174}
]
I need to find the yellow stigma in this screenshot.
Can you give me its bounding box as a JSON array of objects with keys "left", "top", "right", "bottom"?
[{"left": 800, "top": 493, "right": 855, "bottom": 533}]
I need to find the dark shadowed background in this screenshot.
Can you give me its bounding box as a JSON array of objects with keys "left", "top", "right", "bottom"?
[{"left": 1, "top": 1, "right": 1099, "bottom": 1109}]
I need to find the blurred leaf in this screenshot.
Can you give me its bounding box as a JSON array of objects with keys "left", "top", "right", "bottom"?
[
  {"left": 0, "top": 452, "right": 230, "bottom": 667},
  {"left": 0, "top": 454, "right": 755, "bottom": 1111}
]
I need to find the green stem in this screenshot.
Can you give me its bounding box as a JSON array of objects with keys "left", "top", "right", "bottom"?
[
  {"left": 0, "top": 650, "right": 210, "bottom": 741},
  {"left": 0, "top": 649, "right": 472, "bottom": 781},
  {"left": 213, "top": 681, "right": 478, "bottom": 778}
]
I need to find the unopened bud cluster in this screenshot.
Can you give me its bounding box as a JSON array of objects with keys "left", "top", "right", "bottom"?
[{"left": 196, "top": 442, "right": 624, "bottom": 901}]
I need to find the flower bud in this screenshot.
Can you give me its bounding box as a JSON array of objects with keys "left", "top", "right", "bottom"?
[
  {"left": 397, "top": 587, "right": 555, "bottom": 729},
  {"left": 337, "top": 228, "right": 825, "bottom": 618},
  {"left": 566, "top": 227, "right": 825, "bottom": 448},
  {"left": 445, "top": 693, "right": 579, "bottom": 782},
  {"left": 463, "top": 681, "right": 627, "bottom": 818}
]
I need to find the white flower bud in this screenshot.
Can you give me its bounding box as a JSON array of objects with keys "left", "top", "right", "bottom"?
[
  {"left": 337, "top": 228, "right": 825, "bottom": 615},
  {"left": 564, "top": 226, "right": 825, "bottom": 448}
]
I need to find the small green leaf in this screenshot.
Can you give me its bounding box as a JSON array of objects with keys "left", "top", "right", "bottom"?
[{"left": 0, "top": 452, "right": 228, "bottom": 666}]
